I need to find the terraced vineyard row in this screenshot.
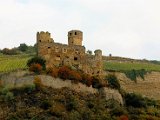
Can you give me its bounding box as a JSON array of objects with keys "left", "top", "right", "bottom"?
[{"left": 0, "top": 54, "right": 32, "bottom": 72}]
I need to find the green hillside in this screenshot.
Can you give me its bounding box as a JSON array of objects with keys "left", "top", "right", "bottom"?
[{"left": 104, "top": 61, "right": 160, "bottom": 72}]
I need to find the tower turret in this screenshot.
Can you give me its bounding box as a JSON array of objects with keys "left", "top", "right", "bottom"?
[
  {"left": 37, "top": 31, "right": 53, "bottom": 43},
  {"left": 68, "top": 30, "right": 83, "bottom": 46},
  {"left": 93, "top": 49, "right": 103, "bottom": 76},
  {"left": 94, "top": 49, "right": 102, "bottom": 60}
]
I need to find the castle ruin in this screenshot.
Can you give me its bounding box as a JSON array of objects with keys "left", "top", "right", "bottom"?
[{"left": 37, "top": 30, "right": 103, "bottom": 76}]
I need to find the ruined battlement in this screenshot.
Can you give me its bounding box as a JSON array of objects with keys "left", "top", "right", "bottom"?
[
  {"left": 37, "top": 31, "right": 53, "bottom": 43},
  {"left": 37, "top": 30, "right": 103, "bottom": 76}
]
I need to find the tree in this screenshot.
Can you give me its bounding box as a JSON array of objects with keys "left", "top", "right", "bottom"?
[
  {"left": 1, "top": 48, "right": 18, "bottom": 55},
  {"left": 18, "top": 43, "right": 28, "bottom": 52}
]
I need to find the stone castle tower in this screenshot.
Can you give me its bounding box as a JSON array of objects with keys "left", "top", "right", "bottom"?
[
  {"left": 37, "top": 30, "right": 103, "bottom": 76},
  {"left": 68, "top": 30, "right": 83, "bottom": 46}
]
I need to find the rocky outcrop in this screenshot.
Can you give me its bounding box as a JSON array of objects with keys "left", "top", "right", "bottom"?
[
  {"left": 0, "top": 71, "right": 123, "bottom": 104},
  {"left": 39, "top": 75, "right": 98, "bottom": 94},
  {"left": 2, "top": 70, "right": 160, "bottom": 102},
  {"left": 0, "top": 70, "right": 32, "bottom": 88},
  {"left": 39, "top": 75, "right": 124, "bottom": 104},
  {"left": 99, "top": 87, "right": 123, "bottom": 105}
]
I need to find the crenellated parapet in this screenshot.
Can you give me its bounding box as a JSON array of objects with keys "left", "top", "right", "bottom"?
[{"left": 37, "top": 31, "right": 53, "bottom": 43}]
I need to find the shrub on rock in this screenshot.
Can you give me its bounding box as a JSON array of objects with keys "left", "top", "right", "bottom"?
[{"left": 27, "top": 56, "right": 46, "bottom": 70}]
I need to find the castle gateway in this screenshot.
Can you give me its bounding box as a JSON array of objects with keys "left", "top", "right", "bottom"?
[{"left": 37, "top": 30, "right": 103, "bottom": 76}]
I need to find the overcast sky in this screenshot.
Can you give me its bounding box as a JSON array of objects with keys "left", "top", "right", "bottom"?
[{"left": 0, "top": 0, "right": 160, "bottom": 60}]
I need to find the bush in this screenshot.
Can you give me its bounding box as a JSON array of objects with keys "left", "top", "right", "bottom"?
[
  {"left": 40, "top": 100, "right": 52, "bottom": 110},
  {"left": 18, "top": 43, "right": 28, "bottom": 52},
  {"left": 24, "top": 84, "right": 36, "bottom": 93},
  {"left": 46, "top": 67, "right": 58, "bottom": 78},
  {"left": 56, "top": 65, "right": 107, "bottom": 87},
  {"left": 29, "top": 63, "right": 42, "bottom": 74},
  {"left": 5, "top": 92, "right": 14, "bottom": 101},
  {"left": 49, "top": 103, "right": 66, "bottom": 117},
  {"left": 106, "top": 74, "right": 120, "bottom": 90},
  {"left": 0, "top": 79, "right": 2, "bottom": 87},
  {"left": 92, "top": 76, "right": 106, "bottom": 89},
  {"left": 27, "top": 56, "right": 46, "bottom": 70},
  {"left": 1, "top": 48, "right": 18, "bottom": 55},
  {"left": 11, "top": 84, "right": 36, "bottom": 95},
  {"left": 1, "top": 87, "right": 9, "bottom": 95},
  {"left": 33, "top": 76, "right": 43, "bottom": 88},
  {"left": 69, "top": 70, "right": 82, "bottom": 83},
  {"left": 110, "top": 106, "right": 127, "bottom": 117},
  {"left": 119, "top": 115, "right": 129, "bottom": 120},
  {"left": 66, "top": 96, "right": 78, "bottom": 111},
  {"left": 124, "top": 69, "right": 147, "bottom": 82},
  {"left": 125, "top": 93, "right": 147, "bottom": 108},
  {"left": 58, "top": 66, "right": 71, "bottom": 80},
  {"left": 81, "top": 74, "right": 93, "bottom": 87},
  {"left": 69, "top": 111, "right": 81, "bottom": 120}
]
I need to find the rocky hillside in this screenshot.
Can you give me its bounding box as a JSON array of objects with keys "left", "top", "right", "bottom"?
[
  {"left": 0, "top": 70, "right": 160, "bottom": 120},
  {"left": 114, "top": 72, "right": 160, "bottom": 100},
  {"left": 0, "top": 70, "right": 123, "bottom": 104}
]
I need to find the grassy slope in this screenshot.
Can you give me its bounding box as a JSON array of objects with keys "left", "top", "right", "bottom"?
[
  {"left": 104, "top": 61, "right": 160, "bottom": 71},
  {"left": 0, "top": 54, "right": 32, "bottom": 72}
]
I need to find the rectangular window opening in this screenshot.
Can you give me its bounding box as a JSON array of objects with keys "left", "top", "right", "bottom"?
[{"left": 74, "top": 57, "right": 78, "bottom": 61}]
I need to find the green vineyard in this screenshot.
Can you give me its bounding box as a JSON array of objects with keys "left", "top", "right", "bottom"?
[
  {"left": 1, "top": 54, "right": 160, "bottom": 73},
  {"left": 104, "top": 61, "right": 160, "bottom": 72},
  {"left": 0, "top": 54, "right": 32, "bottom": 72}
]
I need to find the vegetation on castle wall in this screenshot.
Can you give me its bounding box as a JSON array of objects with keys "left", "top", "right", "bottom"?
[
  {"left": 47, "top": 66, "right": 107, "bottom": 89},
  {"left": 46, "top": 67, "right": 59, "bottom": 78},
  {"left": 58, "top": 66, "right": 72, "bottom": 80}
]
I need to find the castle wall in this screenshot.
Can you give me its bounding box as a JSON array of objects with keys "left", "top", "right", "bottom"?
[{"left": 37, "top": 30, "right": 103, "bottom": 76}]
